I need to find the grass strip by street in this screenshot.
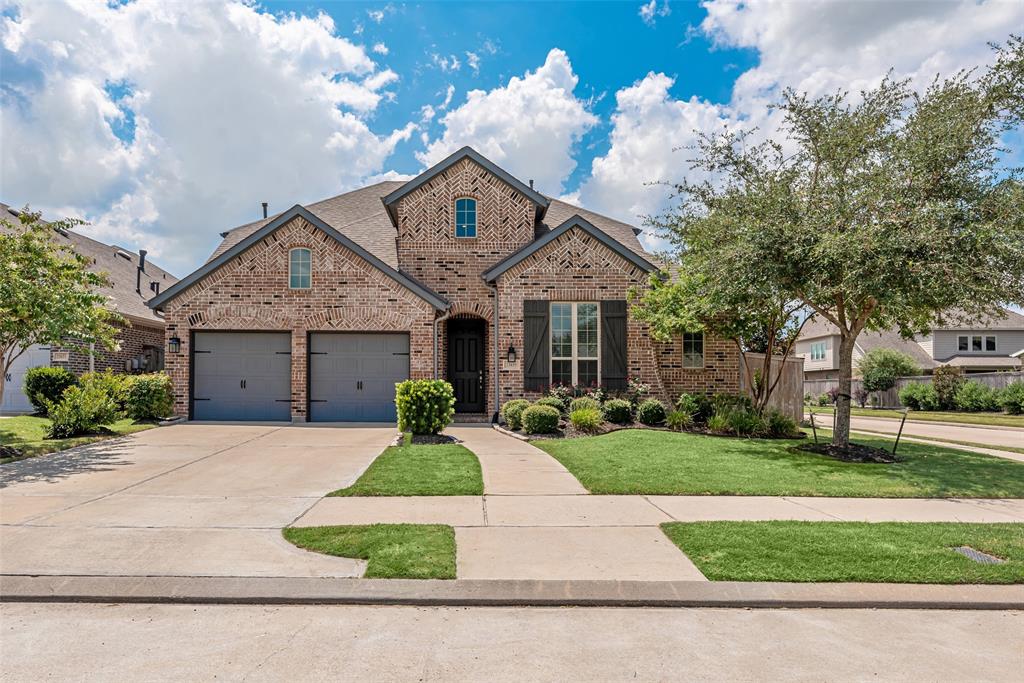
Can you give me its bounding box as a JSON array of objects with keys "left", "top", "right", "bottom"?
[
  {"left": 660, "top": 521, "right": 1024, "bottom": 584},
  {"left": 328, "top": 443, "right": 483, "bottom": 496},
  {"left": 534, "top": 429, "right": 1024, "bottom": 498},
  {"left": 806, "top": 406, "right": 1024, "bottom": 429},
  {"left": 816, "top": 426, "right": 1024, "bottom": 457},
  {"left": 282, "top": 524, "right": 456, "bottom": 579},
  {"left": 0, "top": 415, "right": 156, "bottom": 463}
]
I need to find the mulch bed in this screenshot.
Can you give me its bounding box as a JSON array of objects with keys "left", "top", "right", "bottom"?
[
  {"left": 500, "top": 421, "right": 807, "bottom": 442},
  {"left": 408, "top": 433, "right": 461, "bottom": 445},
  {"left": 795, "top": 442, "right": 897, "bottom": 463}
]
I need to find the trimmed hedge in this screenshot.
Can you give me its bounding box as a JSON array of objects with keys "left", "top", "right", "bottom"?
[
  {"left": 636, "top": 398, "right": 667, "bottom": 426},
  {"left": 522, "top": 404, "right": 560, "bottom": 434},
  {"left": 501, "top": 399, "right": 531, "bottom": 430},
  {"left": 24, "top": 366, "right": 78, "bottom": 415},
  {"left": 954, "top": 380, "right": 1000, "bottom": 412},
  {"left": 602, "top": 398, "right": 633, "bottom": 424},
  {"left": 395, "top": 379, "right": 455, "bottom": 435},
  {"left": 898, "top": 383, "right": 938, "bottom": 411},
  {"left": 534, "top": 396, "right": 567, "bottom": 414},
  {"left": 1000, "top": 382, "right": 1024, "bottom": 415}
]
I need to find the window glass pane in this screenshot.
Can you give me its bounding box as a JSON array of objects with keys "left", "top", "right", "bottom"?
[
  {"left": 551, "top": 303, "right": 572, "bottom": 358},
  {"left": 958, "top": 336, "right": 969, "bottom": 351},
  {"left": 577, "top": 303, "right": 598, "bottom": 358},
  {"left": 455, "top": 198, "right": 477, "bottom": 237},
  {"left": 552, "top": 360, "right": 572, "bottom": 386},
  {"left": 577, "top": 360, "right": 598, "bottom": 387},
  {"left": 985, "top": 336, "right": 996, "bottom": 351},
  {"left": 972, "top": 336, "right": 982, "bottom": 351},
  {"left": 290, "top": 249, "right": 310, "bottom": 288},
  {"left": 683, "top": 332, "right": 704, "bottom": 368}
]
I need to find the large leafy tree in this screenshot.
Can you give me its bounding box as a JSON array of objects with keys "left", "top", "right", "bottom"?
[
  {"left": 639, "top": 37, "right": 1024, "bottom": 451},
  {"left": 0, "top": 209, "right": 121, "bottom": 407}
]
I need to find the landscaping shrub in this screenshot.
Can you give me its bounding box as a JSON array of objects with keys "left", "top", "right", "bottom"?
[
  {"left": 665, "top": 409, "right": 694, "bottom": 432},
  {"left": 625, "top": 376, "right": 651, "bottom": 407},
  {"left": 898, "top": 382, "right": 938, "bottom": 411},
  {"left": 859, "top": 349, "right": 920, "bottom": 393},
  {"left": 826, "top": 387, "right": 840, "bottom": 405},
  {"left": 602, "top": 398, "right": 633, "bottom": 424},
  {"left": 23, "top": 366, "right": 78, "bottom": 415},
  {"left": 707, "top": 413, "right": 731, "bottom": 434},
  {"left": 712, "top": 392, "right": 753, "bottom": 414},
  {"left": 522, "top": 404, "right": 560, "bottom": 434},
  {"left": 569, "top": 407, "right": 603, "bottom": 433},
  {"left": 932, "top": 365, "right": 964, "bottom": 410},
  {"left": 395, "top": 379, "right": 455, "bottom": 435},
  {"left": 998, "top": 382, "right": 1024, "bottom": 415},
  {"left": 547, "top": 385, "right": 574, "bottom": 408},
  {"left": 123, "top": 373, "right": 175, "bottom": 420},
  {"left": 803, "top": 393, "right": 814, "bottom": 405},
  {"left": 816, "top": 393, "right": 830, "bottom": 406},
  {"left": 676, "top": 392, "right": 713, "bottom": 424},
  {"left": 45, "top": 385, "right": 119, "bottom": 439},
  {"left": 569, "top": 396, "right": 601, "bottom": 413},
  {"left": 636, "top": 398, "right": 667, "bottom": 426},
  {"left": 80, "top": 369, "right": 130, "bottom": 413},
  {"left": 535, "top": 396, "right": 567, "bottom": 414},
  {"left": 766, "top": 410, "right": 799, "bottom": 438},
  {"left": 853, "top": 388, "right": 869, "bottom": 408},
  {"left": 500, "top": 399, "right": 531, "bottom": 430},
  {"left": 954, "top": 380, "right": 1000, "bottom": 412},
  {"left": 724, "top": 407, "right": 765, "bottom": 437}
]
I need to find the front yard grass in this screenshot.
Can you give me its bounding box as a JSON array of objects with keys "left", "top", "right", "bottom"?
[
  {"left": 283, "top": 524, "right": 456, "bottom": 579},
  {"left": 661, "top": 521, "right": 1024, "bottom": 584},
  {"left": 0, "top": 415, "right": 156, "bottom": 463},
  {"left": 328, "top": 443, "right": 483, "bottom": 496},
  {"left": 534, "top": 429, "right": 1024, "bottom": 498},
  {"left": 807, "top": 405, "right": 1024, "bottom": 429}
]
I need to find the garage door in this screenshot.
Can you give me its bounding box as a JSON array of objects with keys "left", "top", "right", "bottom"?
[
  {"left": 1, "top": 344, "right": 51, "bottom": 414},
  {"left": 192, "top": 332, "right": 292, "bottom": 421},
  {"left": 309, "top": 333, "right": 409, "bottom": 422}
]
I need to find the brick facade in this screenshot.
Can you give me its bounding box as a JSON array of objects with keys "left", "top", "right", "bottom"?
[
  {"left": 161, "top": 216, "right": 437, "bottom": 420},
  {"left": 51, "top": 321, "right": 165, "bottom": 375}
]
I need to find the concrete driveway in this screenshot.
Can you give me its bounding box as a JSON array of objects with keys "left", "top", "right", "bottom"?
[{"left": 0, "top": 423, "right": 395, "bottom": 578}]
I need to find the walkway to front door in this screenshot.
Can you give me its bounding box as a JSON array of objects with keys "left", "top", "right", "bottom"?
[{"left": 448, "top": 318, "right": 485, "bottom": 413}]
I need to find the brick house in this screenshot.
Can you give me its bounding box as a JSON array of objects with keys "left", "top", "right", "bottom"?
[{"left": 148, "top": 147, "right": 739, "bottom": 422}]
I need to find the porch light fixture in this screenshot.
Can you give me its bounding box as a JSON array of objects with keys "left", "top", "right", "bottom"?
[
  {"left": 507, "top": 345, "right": 517, "bottom": 363},
  {"left": 167, "top": 336, "right": 181, "bottom": 354}
]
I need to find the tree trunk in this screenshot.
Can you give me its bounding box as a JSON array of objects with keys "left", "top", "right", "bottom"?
[{"left": 833, "top": 333, "right": 856, "bottom": 447}]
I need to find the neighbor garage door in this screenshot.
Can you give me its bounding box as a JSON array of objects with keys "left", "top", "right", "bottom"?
[
  {"left": 192, "top": 332, "right": 292, "bottom": 421},
  {"left": 308, "top": 333, "right": 409, "bottom": 422}
]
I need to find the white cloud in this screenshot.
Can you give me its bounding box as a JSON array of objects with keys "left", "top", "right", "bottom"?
[
  {"left": 372, "top": 42, "right": 388, "bottom": 55},
  {"left": 580, "top": 0, "right": 1023, "bottom": 251},
  {"left": 431, "top": 53, "right": 461, "bottom": 73},
  {"left": 418, "top": 49, "right": 597, "bottom": 195},
  {"left": 466, "top": 51, "right": 481, "bottom": 74},
  {"left": 366, "top": 10, "right": 385, "bottom": 23},
  {"left": 440, "top": 84, "right": 455, "bottom": 110},
  {"left": 639, "top": 0, "right": 671, "bottom": 27},
  {"left": 0, "top": 1, "right": 408, "bottom": 273}
]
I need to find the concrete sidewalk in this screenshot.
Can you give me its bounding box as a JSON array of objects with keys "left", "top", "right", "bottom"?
[{"left": 448, "top": 426, "right": 587, "bottom": 495}]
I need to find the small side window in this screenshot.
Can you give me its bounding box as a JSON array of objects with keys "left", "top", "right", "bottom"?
[
  {"left": 958, "top": 336, "right": 969, "bottom": 352},
  {"left": 455, "top": 198, "right": 477, "bottom": 238},
  {"left": 972, "top": 335, "right": 982, "bottom": 352},
  {"left": 985, "top": 335, "right": 996, "bottom": 352},
  {"left": 289, "top": 248, "right": 311, "bottom": 289},
  {"left": 683, "top": 332, "right": 704, "bottom": 368}
]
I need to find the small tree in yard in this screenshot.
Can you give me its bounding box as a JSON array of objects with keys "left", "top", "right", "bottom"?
[
  {"left": 0, "top": 209, "right": 121, "bottom": 408},
  {"left": 859, "top": 349, "right": 920, "bottom": 397},
  {"left": 639, "top": 37, "right": 1024, "bottom": 454}
]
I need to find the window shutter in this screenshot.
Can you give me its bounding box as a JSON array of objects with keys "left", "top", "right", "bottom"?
[
  {"left": 601, "top": 300, "right": 628, "bottom": 391},
  {"left": 523, "top": 300, "right": 550, "bottom": 391}
]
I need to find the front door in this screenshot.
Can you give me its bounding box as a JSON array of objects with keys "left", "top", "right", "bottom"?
[{"left": 448, "top": 319, "right": 485, "bottom": 412}]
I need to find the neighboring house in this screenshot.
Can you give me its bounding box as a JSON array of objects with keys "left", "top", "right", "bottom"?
[
  {"left": 795, "top": 309, "right": 1024, "bottom": 380},
  {"left": 148, "top": 147, "right": 740, "bottom": 422},
  {"left": 1, "top": 203, "right": 178, "bottom": 414}
]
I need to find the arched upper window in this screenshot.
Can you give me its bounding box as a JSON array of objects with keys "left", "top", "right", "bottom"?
[
  {"left": 289, "top": 248, "right": 311, "bottom": 289},
  {"left": 455, "top": 197, "right": 477, "bottom": 238}
]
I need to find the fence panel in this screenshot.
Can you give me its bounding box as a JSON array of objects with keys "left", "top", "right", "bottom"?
[
  {"left": 740, "top": 352, "right": 805, "bottom": 422},
  {"left": 804, "top": 371, "right": 1023, "bottom": 408}
]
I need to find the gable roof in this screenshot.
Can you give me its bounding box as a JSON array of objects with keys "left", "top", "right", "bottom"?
[
  {"left": 481, "top": 214, "right": 657, "bottom": 282},
  {"left": 853, "top": 328, "right": 937, "bottom": 370},
  {"left": 800, "top": 307, "right": 1024, "bottom": 340},
  {"left": 539, "top": 197, "right": 649, "bottom": 260},
  {"left": 148, "top": 205, "right": 448, "bottom": 311},
  {"left": 1, "top": 203, "right": 177, "bottom": 326},
  {"left": 381, "top": 147, "right": 550, "bottom": 224}
]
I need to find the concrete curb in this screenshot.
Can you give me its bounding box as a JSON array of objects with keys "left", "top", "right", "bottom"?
[{"left": 2, "top": 575, "right": 1020, "bottom": 610}]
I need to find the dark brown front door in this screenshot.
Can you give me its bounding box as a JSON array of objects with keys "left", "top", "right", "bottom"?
[{"left": 448, "top": 319, "right": 485, "bottom": 412}]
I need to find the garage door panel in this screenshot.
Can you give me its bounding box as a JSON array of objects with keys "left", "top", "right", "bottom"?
[
  {"left": 309, "top": 333, "right": 409, "bottom": 422},
  {"left": 192, "top": 332, "right": 291, "bottom": 421}
]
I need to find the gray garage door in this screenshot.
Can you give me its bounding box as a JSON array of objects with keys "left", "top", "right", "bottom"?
[
  {"left": 192, "top": 332, "right": 292, "bottom": 421},
  {"left": 309, "top": 333, "right": 409, "bottom": 422}
]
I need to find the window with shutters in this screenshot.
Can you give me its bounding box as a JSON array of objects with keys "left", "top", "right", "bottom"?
[{"left": 550, "top": 302, "right": 600, "bottom": 386}]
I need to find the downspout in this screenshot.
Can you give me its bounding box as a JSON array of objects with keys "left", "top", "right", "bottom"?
[
  {"left": 433, "top": 309, "right": 451, "bottom": 379},
  {"left": 485, "top": 282, "right": 500, "bottom": 422}
]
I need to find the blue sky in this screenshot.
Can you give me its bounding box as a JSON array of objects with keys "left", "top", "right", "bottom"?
[{"left": 1, "top": 0, "right": 1021, "bottom": 277}]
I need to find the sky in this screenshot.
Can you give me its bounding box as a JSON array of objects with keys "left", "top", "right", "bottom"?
[{"left": 1, "top": 0, "right": 1022, "bottom": 277}]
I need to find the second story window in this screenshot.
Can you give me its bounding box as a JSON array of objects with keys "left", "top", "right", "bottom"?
[
  {"left": 289, "top": 248, "right": 311, "bottom": 289},
  {"left": 455, "top": 198, "right": 477, "bottom": 238},
  {"left": 810, "top": 341, "right": 826, "bottom": 361}
]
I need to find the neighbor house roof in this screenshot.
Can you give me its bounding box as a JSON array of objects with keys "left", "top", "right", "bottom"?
[
  {"left": 941, "top": 355, "right": 1022, "bottom": 369},
  {"left": 853, "top": 328, "right": 937, "bottom": 370},
  {"left": 800, "top": 307, "right": 1024, "bottom": 340},
  {"left": 1, "top": 203, "right": 177, "bottom": 326}
]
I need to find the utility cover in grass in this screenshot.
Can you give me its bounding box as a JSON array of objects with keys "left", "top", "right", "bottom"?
[
  {"left": 329, "top": 444, "right": 483, "bottom": 496},
  {"left": 660, "top": 521, "right": 1024, "bottom": 584},
  {"left": 283, "top": 524, "right": 456, "bottom": 579}
]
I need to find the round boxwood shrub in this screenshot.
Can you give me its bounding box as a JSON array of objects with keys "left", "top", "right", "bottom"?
[
  {"left": 569, "top": 407, "right": 603, "bottom": 433},
  {"left": 534, "top": 396, "right": 567, "bottom": 414},
  {"left": 24, "top": 366, "right": 78, "bottom": 415},
  {"left": 999, "top": 382, "right": 1024, "bottom": 415},
  {"left": 395, "top": 379, "right": 455, "bottom": 435},
  {"left": 123, "top": 373, "right": 175, "bottom": 420},
  {"left": 500, "top": 398, "right": 531, "bottom": 430},
  {"left": 636, "top": 398, "right": 666, "bottom": 426},
  {"left": 602, "top": 398, "right": 633, "bottom": 424},
  {"left": 522, "top": 404, "right": 560, "bottom": 434},
  {"left": 569, "top": 396, "right": 601, "bottom": 413}
]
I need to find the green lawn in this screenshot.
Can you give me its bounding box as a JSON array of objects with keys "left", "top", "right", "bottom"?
[
  {"left": 0, "top": 415, "right": 156, "bottom": 463},
  {"left": 329, "top": 443, "right": 483, "bottom": 496},
  {"left": 807, "top": 405, "right": 1024, "bottom": 428},
  {"left": 534, "top": 429, "right": 1024, "bottom": 498},
  {"left": 282, "top": 524, "right": 456, "bottom": 579},
  {"left": 661, "top": 521, "right": 1024, "bottom": 584}
]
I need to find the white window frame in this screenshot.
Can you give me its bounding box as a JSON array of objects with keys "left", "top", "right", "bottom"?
[
  {"left": 454, "top": 197, "right": 477, "bottom": 238},
  {"left": 682, "top": 331, "right": 704, "bottom": 368},
  {"left": 289, "top": 247, "right": 311, "bottom": 290},
  {"left": 810, "top": 341, "right": 827, "bottom": 362},
  {"left": 549, "top": 302, "right": 600, "bottom": 386}
]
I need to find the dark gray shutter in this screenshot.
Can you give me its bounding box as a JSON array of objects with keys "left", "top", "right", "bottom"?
[
  {"left": 523, "top": 300, "right": 550, "bottom": 391},
  {"left": 601, "top": 300, "right": 628, "bottom": 391}
]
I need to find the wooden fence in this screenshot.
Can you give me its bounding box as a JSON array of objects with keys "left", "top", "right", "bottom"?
[
  {"left": 740, "top": 352, "right": 805, "bottom": 422},
  {"left": 804, "top": 371, "right": 1024, "bottom": 408}
]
